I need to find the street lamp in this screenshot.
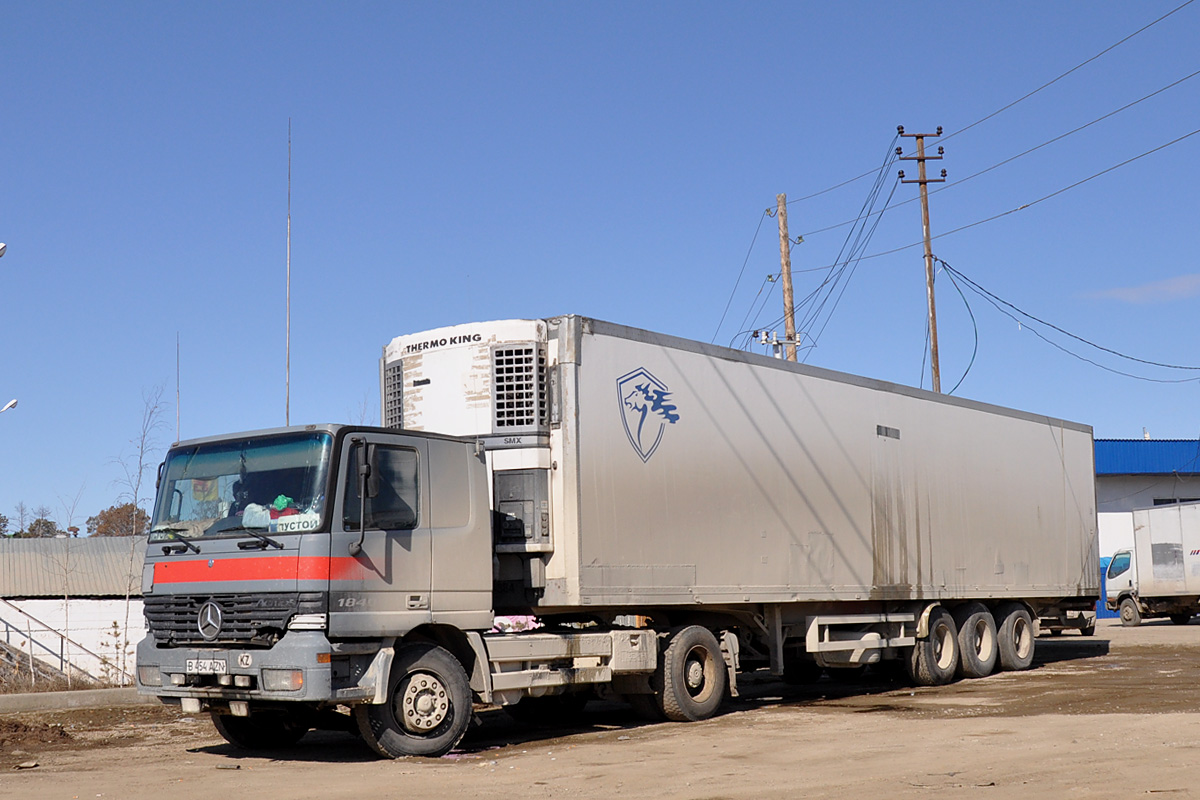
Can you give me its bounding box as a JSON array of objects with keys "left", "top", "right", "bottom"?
[{"left": 1, "top": 399, "right": 16, "bottom": 414}]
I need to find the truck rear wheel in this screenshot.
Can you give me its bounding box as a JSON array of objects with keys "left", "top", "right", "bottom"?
[
  {"left": 996, "top": 603, "right": 1035, "bottom": 671},
  {"left": 654, "top": 626, "right": 726, "bottom": 722},
  {"left": 210, "top": 708, "right": 311, "bottom": 750},
  {"left": 906, "top": 607, "right": 959, "bottom": 686},
  {"left": 1170, "top": 612, "right": 1192, "bottom": 625},
  {"left": 953, "top": 603, "right": 998, "bottom": 679},
  {"left": 1119, "top": 597, "right": 1142, "bottom": 627},
  {"left": 354, "top": 643, "right": 472, "bottom": 758}
]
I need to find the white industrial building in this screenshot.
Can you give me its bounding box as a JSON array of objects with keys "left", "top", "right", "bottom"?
[{"left": 0, "top": 536, "right": 145, "bottom": 685}]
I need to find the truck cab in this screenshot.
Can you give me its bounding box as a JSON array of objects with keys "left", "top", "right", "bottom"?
[
  {"left": 1106, "top": 548, "right": 1138, "bottom": 624},
  {"left": 136, "top": 424, "right": 494, "bottom": 756}
]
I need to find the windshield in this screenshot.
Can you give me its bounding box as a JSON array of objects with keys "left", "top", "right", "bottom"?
[{"left": 149, "top": 432, "right": 333, "bottom": 541}]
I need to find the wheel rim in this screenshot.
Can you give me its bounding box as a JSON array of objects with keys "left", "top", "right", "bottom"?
[
  {"left": 1012, "top": 616, "right": 1032, "bottom": 659},
  {"left": 684, "top": 645, "right": 715, "bottom": 699},
  {"left": 973, "top": 619, "right": 996, "bottom": 662},
  {"left": 933, "top": 623, "right": 956, "bottom": 671},
  {"left": 397, "top": 672, "right": 450, "bottom": 734}
]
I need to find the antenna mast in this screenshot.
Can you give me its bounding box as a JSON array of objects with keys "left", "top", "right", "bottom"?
[{"left": 286, "top": 119, "right": 292, "bottom": 425}]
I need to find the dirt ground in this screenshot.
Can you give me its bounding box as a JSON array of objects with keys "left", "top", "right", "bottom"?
[{"left": 4, "top": 619, "right": 1200, "bottom": 799}]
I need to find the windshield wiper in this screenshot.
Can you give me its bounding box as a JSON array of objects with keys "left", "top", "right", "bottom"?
[
  {"left": 224, "top": 525, "right": 284, "bottom": 550},
  {"left": 153, "top": 527, "right": 201, "bottom": 555}
]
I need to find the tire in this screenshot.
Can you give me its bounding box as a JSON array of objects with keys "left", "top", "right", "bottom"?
[
  {"left": 354, "top": 643, "right": 473, "bottom": 758},
  {"left": 1080, "top": 620, "right": 1096, "bottom": 637},
  {"left": 505, "top": 692, "right": 589, "bottom": 726},
  {"left": 652, "top": 626, "right": 727, "bottom": 722},
  {"left": 210, "top": 708, "right": 310, "bottom": 750},
  {"left": 906, "top": 607, "right": 959, "bottom": 686},
  {"left": 952, "top": 603, "right": 998, "bottom": 679},
  {"left": 996, "top": 603, "right": 1035, "bottom": 671},
  {"left": 1170, "top": 612, "right": 1192, "bottom": 626},
  {"left": 1119, "top": 597, "right": 1142, "bottom": 627}
]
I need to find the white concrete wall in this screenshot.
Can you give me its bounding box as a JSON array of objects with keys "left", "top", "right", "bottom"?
[
  {"left": 1, "top": 599, "right": 144, "bottom": 685},
  {"left": 1097, "top": 475, "right": 1200, "bottom": 513},
  {"left": 1098, "top": 511, "right": 1135, "bottom": 560}
]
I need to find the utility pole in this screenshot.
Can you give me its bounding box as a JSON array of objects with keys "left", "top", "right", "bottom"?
[
  {"left": 898, "top": 125, "right": 946, "bottom": 392},
  {"left": 776, "top": 193, "right": 798, "bottom": 362}
]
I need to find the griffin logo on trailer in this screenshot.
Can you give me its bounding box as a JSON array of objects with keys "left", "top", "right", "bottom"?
[{"left": 617, "top": 367, "right": 680, "bottom": 463}]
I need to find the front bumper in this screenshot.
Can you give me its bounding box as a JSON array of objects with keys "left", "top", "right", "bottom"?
[{"left": 135, "top": 630, "right": 337, "bottom": 703}]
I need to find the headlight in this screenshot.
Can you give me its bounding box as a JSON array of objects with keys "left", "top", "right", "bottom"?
[
  {"left": 137, "top": 665, "right": 163, "bottom": 686},
  {"left": 262, "top": 668, "right": 305, "bottom": 691}
]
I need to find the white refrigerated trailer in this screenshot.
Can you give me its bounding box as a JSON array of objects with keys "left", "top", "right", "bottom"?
[{"left": 136, "top": 315, "right": 1098, "bottom": 759}]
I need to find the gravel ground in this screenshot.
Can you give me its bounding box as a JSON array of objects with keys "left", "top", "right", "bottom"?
[{"left": 2, "top": 618, "right": 1199, "bottom": 799}]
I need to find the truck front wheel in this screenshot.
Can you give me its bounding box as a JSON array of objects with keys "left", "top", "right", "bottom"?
[
  {"left": 210, "top": 708, "right": 311, "bottom": 750},
  {"left": 355, "top": 643, "right": 472, "bottom": 758},
  {"left": 1119, "top": 597, "right": 1142, "bottom": 627},
  {"left": 654, "top": 626, "right": 727, "bottom": 722}
]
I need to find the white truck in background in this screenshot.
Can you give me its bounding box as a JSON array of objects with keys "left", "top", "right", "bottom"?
[{"left": 1106, "top": 501, "right": 1200, "bottom": 626}]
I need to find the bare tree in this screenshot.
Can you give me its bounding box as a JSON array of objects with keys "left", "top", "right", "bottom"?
[
  {"left": 113, "top": 386, "right": 166, "bottom": 683},
  {"left": 13, "top": 501, "right": 29, "bottom": 536},
  {"left": 52, "top": 486, "right": 85, "bottom": 688}
]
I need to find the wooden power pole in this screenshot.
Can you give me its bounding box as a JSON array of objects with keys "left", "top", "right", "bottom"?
[
  {"left": 776, "top": 193, "right": 798, "bottom": 362},
  {"left": 898, "top": 126, "right": 946, "bottom": 392}
]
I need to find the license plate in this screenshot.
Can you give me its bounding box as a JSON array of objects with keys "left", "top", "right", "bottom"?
[{"left": 186, "top": 659, "right": 227, "bottom": 675}]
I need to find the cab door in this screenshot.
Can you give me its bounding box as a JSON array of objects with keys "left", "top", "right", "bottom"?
[{"left": 328, "top": 433, "right": 432, "bottom": 636}]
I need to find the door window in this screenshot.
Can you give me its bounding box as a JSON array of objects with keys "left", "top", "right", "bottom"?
[
  {"left": 343, "top": 445, "right": 419, "bottom": 530},
  {"left": 1107, "top": 551, "right": 1131, "bottom": 579}
]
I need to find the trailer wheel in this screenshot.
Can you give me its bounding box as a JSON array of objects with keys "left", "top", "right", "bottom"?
[
  {"left": 1119, "top": 597, "right": 1142, "bottom": 627},
  {"left": 654, "top": 626, "right": 727, "bottom": 722},
  {"left": 996, "top": 603, "right": 1035, "bottom": 671},
  {"left": 354, "top": 643, "right": 472, "bottom": 758},
  {"left": 952, "top": 603, "right": 998, "bottom": 679},
  {"left": 1170, "top": 612, "right": 1192, "bottom": 626},
  {"left": 906, "top": 607, "right": 959, "bottom": 686},
  {"left": 210, "top": 709, "right": 311, "bottom": 750}
]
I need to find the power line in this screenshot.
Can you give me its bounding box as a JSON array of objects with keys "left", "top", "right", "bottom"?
[
  {"left": 937, "top": 259, "right": 1200, "bottom": 372},
  {"left": 780, "top": 0, "right": 1194, "bottom": 213},
  {"left": 803, "top": 126, "right": 1200, "bottom": 270},
  {"left": 944, "top": 0, "right": 1196, "bottom": 143},
  {"left": 799, "top": 66, "right": 1200, "bottom": 241},
  {"left": 937, "top": 258, "right": 1200, "bottom": 384},
  {"left": 712, "top": 209, "right": 769, "bottom": 343}
]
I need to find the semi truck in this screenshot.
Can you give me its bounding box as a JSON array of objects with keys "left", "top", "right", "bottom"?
[
  {"left": 1106, "top": 501, "right": 1200, "bottom": 626},
  {"left": 135, "top": 315, "right": 1099, "bottom": 758}
]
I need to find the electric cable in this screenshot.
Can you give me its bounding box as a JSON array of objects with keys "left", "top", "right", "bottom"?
[
  {"left": 712, "top": 209, "right": 769, "bottom": 343},
  {"left": 799, "top": 66, "right": 1200, "bottom": 241},
  {"left": 936, "top": 258, "right": 1200, "bottom": 384},
  {"left": 781, "top": 0, "right": 1194, "bottom": 211}
]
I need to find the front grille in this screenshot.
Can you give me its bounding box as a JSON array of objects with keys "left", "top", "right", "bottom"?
[{"left": 144, "top": 592, "right": 326, "bottom": 647}]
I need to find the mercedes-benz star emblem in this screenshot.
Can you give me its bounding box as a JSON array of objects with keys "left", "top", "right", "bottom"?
[{"left": 197, "top": 601, "right": 223, "bottom": 641}]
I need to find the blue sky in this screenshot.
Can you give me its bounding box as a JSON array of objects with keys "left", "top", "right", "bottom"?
[{"left": 1, "top": 2, "right": 1198, "bottom": 529}]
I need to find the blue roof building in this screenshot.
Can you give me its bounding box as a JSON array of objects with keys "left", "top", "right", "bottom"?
[{"left": 1095, "top": 439, "right": 1200, "bottom": 514}]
